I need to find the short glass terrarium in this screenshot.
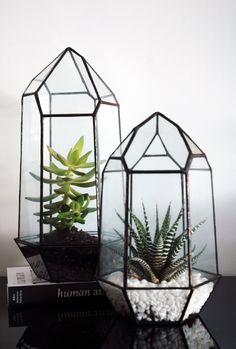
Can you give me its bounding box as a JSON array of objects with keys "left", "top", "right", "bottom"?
[
  {"left": 15, "top": 47, "right": 121, "bottom": 282},
  {"left": 98, "top": 112, "right": 220, "bottom": 324}
]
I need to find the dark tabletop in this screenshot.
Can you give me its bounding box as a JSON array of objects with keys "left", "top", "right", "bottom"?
[{"left": 0, "top": 276, "right": 235, "bottom": 348}]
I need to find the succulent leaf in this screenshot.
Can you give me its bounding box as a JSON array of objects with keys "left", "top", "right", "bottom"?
[
  {"left": 43, "top": 162, "right": 67, "bottom": 176},
  {"left": 29, "top": 172, "right": 62, "bottom": 184},
  {"left": 154, "top": 204, "right": 160, "bottom": 244},
  {"left": 70, "top": 168, "right": 95, "bottom": 183},
  {"left": 73, "top": 136, "right": 84, "bottom": 157},
  {"left": 159, "top": 203, "right": 171, "bottom": 240},
  {"left": 26, "top": 192, "right": 59, "bottom": 203},
  {"left": 71, "top": 180, "right": 96, "bottom": 188},
  {"left": 76, "top": 161, "right": 95, "bottom": 169}
]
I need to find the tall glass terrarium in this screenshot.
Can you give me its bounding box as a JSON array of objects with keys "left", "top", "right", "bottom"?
[
  {"left": 15, "top": 47, "right": 121, "bottom": 282},
  {"left": 98, "top": 112, "right": 220, "bottom": 324}
]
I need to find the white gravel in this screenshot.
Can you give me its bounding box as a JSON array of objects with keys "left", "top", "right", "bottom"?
[{"left": 104, "top": 271, "right": 214, "bottom": 322}]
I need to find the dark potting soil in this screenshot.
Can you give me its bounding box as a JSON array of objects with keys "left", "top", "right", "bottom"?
[
  {"left": 16, "top": 229, "right": 99, "bottom": 281},
  {"left": 41, "top": 228, "right": 98, "bottom": 246}
]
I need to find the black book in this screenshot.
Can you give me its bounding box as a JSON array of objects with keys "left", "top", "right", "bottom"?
[{"left": 7, "top": 266, "right": 109, "bottom": 308}]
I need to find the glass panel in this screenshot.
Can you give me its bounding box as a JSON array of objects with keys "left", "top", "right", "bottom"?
[
  {"left": 129, "top": 173, "right": 189, "bottom": 287},
  {"left": 182, "top": 132, "right": 203, "bottom": 155},
  {"left": 127, "top": 289, "right": 190, "bottom": 322},
  {"left": 42, "top": 116, "right": 97, "bottom": 238},
  {"left": 20, "top": 95, "right": 41, "bottom": 240},
  {"left": 96, "top": 104, "right": 121, "bottom": 173},
  {"left": 71, "top": 52, "right": 97, "bottom": 99},
  {"left": 145, "top": 134, "right": 166, "bottom": 155},
  {"left": 125, "top": 115, "right": 157, "bottom": 169},
  {"left": 183, "top": 317, "right": 219, "bottom": 348},
  {"left": 183, "top": 281, "right": 215, "bottom": 320},
  {"left": 99, "top": 282, "right": 132, "bottom": 318},
  {"left": 50, "top": 93, "right": 95, "bottom": 114},
  {"left": 86, "top": 62, "right": 117, "bottom": 104},
  {"left": 100, "top": 94, "right": 117, "bottom": 103},
  {"left": 46, "top": 51, "right": 87, "bottom": 93},
  {"left": 99, "top": 160, "right": 125, "bottom": 285},
  {"left": 38, "top": 84, "right": 51, "bottom": 114},
  {"left": 158, "top": 116, "right": 189, "bottom": 168},
  {"left": 36, "top": 51, "right": 97, "bottom": 114},
  {"left": 127, "top": 174, "right": 189, "bottom": 288},
  {"left": 189, "top": 157, "right": 210, "bottom": 170},
  {"left": 188, "top": 169, "right": 218, "bottom": 277},
  {"left": 133, "top": 155, "right": 180, "bottom": 171},
  {"left": 112, "top": 132, "right": 132, "bottom": 158},
  {"left": 24, "top": 52, "right": 63, "bottom": 95}
]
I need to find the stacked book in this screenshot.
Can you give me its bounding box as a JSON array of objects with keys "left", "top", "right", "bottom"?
[{"left": 7, "top": 266, "right": 109, "bottom": 308}]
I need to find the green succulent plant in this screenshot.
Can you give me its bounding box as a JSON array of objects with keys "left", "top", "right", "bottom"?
[
  {"left": 26, "top": 137, "right": 97, "bottom": 232},
  {"left": 116, "top": 203, "right": 206, "bottom": 283}
]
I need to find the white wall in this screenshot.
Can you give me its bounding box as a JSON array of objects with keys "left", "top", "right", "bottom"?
[{"left": 0, "top": 0, "right": 236, "bottom": 276}]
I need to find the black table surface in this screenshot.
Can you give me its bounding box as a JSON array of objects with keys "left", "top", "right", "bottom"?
[{"left": 0, "top": 276, "right": 235, "bottom": 348}]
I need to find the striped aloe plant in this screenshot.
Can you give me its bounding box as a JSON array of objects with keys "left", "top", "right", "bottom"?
[{"left": 116, "top": 204, "right": 206, "bottom": 283}]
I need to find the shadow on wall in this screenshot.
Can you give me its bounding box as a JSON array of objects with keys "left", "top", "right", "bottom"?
[
  {"left": 0, "top": 90, "right": 22, "bottom": 276},
  {"left": 215, "top": 194, "right": 236, "bottom": 276}
]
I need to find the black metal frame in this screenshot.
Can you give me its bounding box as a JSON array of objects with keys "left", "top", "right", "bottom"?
[
  {"left": 98, "top": 111, "right": 221, "bottom": 324},
  {"left": 16, "top": 47, "right": 121, "bottom": 282}
]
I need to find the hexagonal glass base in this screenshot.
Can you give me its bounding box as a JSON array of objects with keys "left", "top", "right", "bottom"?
[{"left": 99, "top": 271, "right": 219, "bottom": 324}]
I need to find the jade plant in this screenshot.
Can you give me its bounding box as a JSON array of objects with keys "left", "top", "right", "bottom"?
[
  {"left": 26, "top": 137, "right": 97, "bottom": 232},
  {"left": 116, "top": 203, "right": 206, "bottom": 283}
]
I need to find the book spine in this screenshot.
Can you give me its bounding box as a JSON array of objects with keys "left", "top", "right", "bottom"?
[{"left": 7, "top": 281, "right": 107, "bottom": 308}]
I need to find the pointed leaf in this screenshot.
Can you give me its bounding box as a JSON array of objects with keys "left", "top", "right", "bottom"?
[
  {"left": 116, "top": 211, "right": 145, "bottom": 258},
  {"left": 26, "top": 193, "right": 59, "bottom": 203},
  {"left": 29, "top": 172, "right": 62, "bottom": 184},
  {"left": 72, "top": 169, "right": 86, "bottom": 176},
  {"left": 70, "top": 187, "right": 82, "bottom": 197},
  {"left": 151, "top": 234, "right": 165, "bottom": 274},
  {"left": 129, "top": 257, "right": 159, "bottom": 283},
  {"left": 75, "top": 151, "right": 92, "bottom": 166},
  {"left": 82, "top": 207, "right": 97, "bottom": 215},
  {"left": 71, "top": 180, "right": 96, "bottom": 188},
  {"left": 154, "top": 204, "right": 160, "bottom": 243},
  {"left": 162, "top": 208, "right": 183, "bottom": 264},
  {"left": 43, "top": 217, "right": 60, "bottom": 225},
  {"left": 68, "top": 149, "right": 80, "bottom": 165},
  {"left": 130, "top": 212, "right": 152, "bottom": 261},
  {"left": 44, "top": 200, "right": 64, "bottom": 209},
  {"left": 43, "top": 162, "right": 67, "bottom": 176},
  {"left": 75, "top": 162, "right": 95, "bottom": 169},
  {"left": 160, "top": 203, "right": 171, "bottom": 240},
  {"left": 34, "top": 210, "right": 57, "bottom": 217},
  {"left": 67, "top": 147, "right": 73, "bottom": 161},
  {"left": 73, "top": 136, "right": 84, "bottom": 157},
  {"left": 70, "top": 168, "right": 95, "bottom": 183},
  {"left": 47, "top": 146, "right": 68, "bottom": 166}
]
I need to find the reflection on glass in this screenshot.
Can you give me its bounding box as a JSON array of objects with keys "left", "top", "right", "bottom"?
[{"left": 101, "top": 317, "right": 219, "bottom": 349}]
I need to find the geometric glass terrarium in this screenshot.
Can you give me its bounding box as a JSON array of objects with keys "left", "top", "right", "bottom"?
[
  {"left": 98, "top": 112, "right": 220, "bottom": 324},
  {"left": 15, "top": 47, "right": 121, "bottom": 282}
]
